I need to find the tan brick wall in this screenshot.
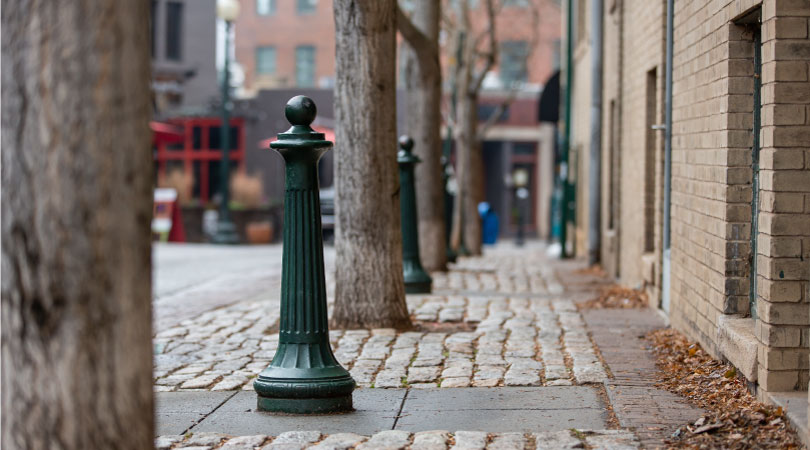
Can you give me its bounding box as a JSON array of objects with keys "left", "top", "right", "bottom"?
[
  {"left": 670, "top": 0, "right": 760, "bottom": 358},
  {"left": 571, "top": 0, "right": 592, "bottom": 258},
  {"left": 617, "top": 0, "right": 666, "bottom": 304},
  {"left": 755, "top": 1, "right": 810, "bottom": 391},
  {"left": 669, "top": 0, "right": 810, "bottom": 392},
  {"left": 582, "top": 0, "right": 667, "bottom": 296},
  {"left": 599, "top": 0, "right": 623, "bottom": 279},
  {"left": 566, "top": 0, "right": 810, "bottom": 394}
]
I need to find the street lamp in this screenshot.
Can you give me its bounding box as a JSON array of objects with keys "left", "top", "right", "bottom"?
[
  {"left": 212, "top": 0, "right": 241, "bottom": 244},
  {"left": 513, "top": 168, "right": 529, "bottom": 247}
]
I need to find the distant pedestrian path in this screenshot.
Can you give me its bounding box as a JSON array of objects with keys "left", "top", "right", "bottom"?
[
  {"left": 153, "top": 242, "right": 607, "bottom": 392},
  {"left": 152, "top": 243, "right": 287, "bottom": 333}
]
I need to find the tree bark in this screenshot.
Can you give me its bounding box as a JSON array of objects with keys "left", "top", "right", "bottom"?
[
  {"left": 398, "top": 1, "right": 446, "bottom": 272},
  {"left": 1, "top": 2, "right": 154, "bottom": 450},
  {"left": 451, "top": 89, "right": 484, "bottom": 256},
  {"left": 332, "top": 0, "right": 411, "bottom": 329},
  {"left": 467, "top": 131, "right": 485, "bottom": 254}
]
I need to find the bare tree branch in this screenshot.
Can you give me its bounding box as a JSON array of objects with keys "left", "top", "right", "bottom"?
[
  {"left": 477, "top": 90, "right": 517, "bottom": 139},
  {"left": 397, "top": 3, "right": 440, "bottom": 74},
  {"left": 477, "top": 0, "right": 542, "bottom": 138},
  {"left": 469, "top": 0, "right": 497, "bottom": 95},
  {"left": 440, "top": 0, "right": 457, "bottom": 31}
]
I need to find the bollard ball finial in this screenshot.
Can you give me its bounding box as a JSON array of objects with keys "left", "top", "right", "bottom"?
[
  {"left": 285, "top": 95, "right": 317, "bottom": 127},
  {"left": 398, "top": 135, "right": 414, "bottom": 152}
]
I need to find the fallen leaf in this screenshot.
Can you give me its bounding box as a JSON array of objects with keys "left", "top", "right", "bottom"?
[{"left": 692, "top": 422, "right": 723, "bottom": 434}]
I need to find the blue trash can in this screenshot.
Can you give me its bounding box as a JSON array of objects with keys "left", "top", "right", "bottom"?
[{"left": 479, "top": 202, "right": 499, "bottom": 245}]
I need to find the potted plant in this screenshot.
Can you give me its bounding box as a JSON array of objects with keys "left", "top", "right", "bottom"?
[{"left": 231, "top": 171, "right": 274, "bottom": 244}]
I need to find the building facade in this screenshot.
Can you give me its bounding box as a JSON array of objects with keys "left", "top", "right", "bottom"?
[
  {"left": 562, "top": 0, "right": 810, "bottom": 405},
  {"left": 151, "top": 0, "right": 219, "bottom": 115},
  {"left": 233, "top": 0, "right": 562, "bottom": 95},
  {"left": 231, "top": 0, "right": 562, "bottom": 238},
  {"left": 234, "top": 0, "right": 336, "bottom": 93}
]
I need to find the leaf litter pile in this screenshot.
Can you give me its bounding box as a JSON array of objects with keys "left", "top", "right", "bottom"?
[
  {"left": 648, "top": 328, "right": 802, "bottom": 449},
  {"left": 579, "top": 284, "right": 648, "bottom": 309}
]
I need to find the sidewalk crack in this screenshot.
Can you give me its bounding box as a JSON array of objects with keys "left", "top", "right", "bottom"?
[
  {"left": 391, "top": 389, "right": 410, "bottom": 430},
  {"left": 182, "top": 391, "right": 239, "bottom": 435}
]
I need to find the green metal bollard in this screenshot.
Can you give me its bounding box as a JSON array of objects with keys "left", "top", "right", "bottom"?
[
  {"left": 441, "top": 156, "right": 458, "bottom": 264},
  {"left": 398, "top": 136, "right": 433, "bottom": 294},
  {"left": 254, "top": 96, "right": 355, "bottom": 414}
]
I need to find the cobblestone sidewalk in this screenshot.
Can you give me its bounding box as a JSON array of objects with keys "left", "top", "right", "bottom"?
[
  {"left": 156, "top": 429, "right": 640, "bottom": 450},
  {"left": 153, "top": 248, "right": 608, "bottom": 392}
]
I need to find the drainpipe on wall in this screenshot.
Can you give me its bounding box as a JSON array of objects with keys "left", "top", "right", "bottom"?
[
  {"left": 559, "top": 0, "right": 574, "bottom": 258},
  {"left": 661, "top": 0, "right": 674, "bottom": 312},
  {"left": 587, "top": 0, "right": 603, "bottom": 266}
]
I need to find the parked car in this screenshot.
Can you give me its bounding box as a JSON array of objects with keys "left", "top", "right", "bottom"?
[{"left": 319, "top": 186, "right": 335, "bottom": 243}]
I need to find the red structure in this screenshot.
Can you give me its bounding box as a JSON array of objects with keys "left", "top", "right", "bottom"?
[{"left": 154, "top": 117, "right": 245, "bottom": 203}]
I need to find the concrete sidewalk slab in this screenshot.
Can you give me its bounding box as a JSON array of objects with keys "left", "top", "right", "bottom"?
[
  {"left": 185, "top": 390, "right": 405, "bottom": 436},
  {"left": 156, "top": 391, "right": 235, "bottom": 435},
  {"left": 394, "top": 408, "right": 607, "bottom": 432},
  {"left": 403, "top": 386, "right": 602, "bottom": 410},
  {"left": 156, "top": 387, "right": 610, "bottom": 436},
  {"left": 395, "top": 387, "right": 608, "bottom": 432}
]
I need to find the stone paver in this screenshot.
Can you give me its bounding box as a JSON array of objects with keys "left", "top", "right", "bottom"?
[
  {"left": 153, "top": 245, "right": 606, "bottom": 392},
  {"left": 159, "top": 429, "right": 639, "bottom": 449},
  {"left": 154, "top": 297, "right": 605, "bottom": 391}
]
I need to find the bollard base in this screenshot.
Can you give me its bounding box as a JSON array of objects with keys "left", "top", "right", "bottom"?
[
  {"left": 405, "top": 280, "right": 432, "bottom": 294},
  {"left": 257, "top": 394, "right": 353, "bottom": 414},
  {"left": 211, "top": 220, "right": 241, "bottom": 245}
]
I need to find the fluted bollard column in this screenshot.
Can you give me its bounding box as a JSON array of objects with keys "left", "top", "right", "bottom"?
[
  {"left": 254, "top": 96, "right": 355, "bottom": 414},
  {"left": 398, "top": 136, "right": 432, "bottom": 294}
]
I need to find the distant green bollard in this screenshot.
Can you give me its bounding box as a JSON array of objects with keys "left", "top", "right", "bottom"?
[
  {"left": 254, "top": 96, "right": 355, "bottom": 414},
  {"left": 398, "top": 136, "right": 433, "bottom": 294}
]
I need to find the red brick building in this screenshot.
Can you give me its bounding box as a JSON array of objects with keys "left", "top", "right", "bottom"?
[
  {"left": 235, "top": 0, "right": 336, "bottom": 92},
  {"left": 233, "top": 0, "right": 562, "bottom": 94}
]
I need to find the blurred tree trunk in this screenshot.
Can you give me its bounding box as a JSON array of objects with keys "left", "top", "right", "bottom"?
[
  {"left": 397, "top": 1, "right": 446, "bottom": 272},
  {"left": 448, "top": 0, "right": 493, "bottom": 256},
  {"left": 445, "top": 0, "right": 539, "bottom": 256},
  {"left": 332, "top": 0, "right": 411, "bottom": 329},
  {"left": 1, "top": 1, "right": 154, "bottom": 449}
]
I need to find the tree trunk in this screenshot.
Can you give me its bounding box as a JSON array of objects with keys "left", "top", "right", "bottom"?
[
  {"left": 332, "top": 0, "right": 410, "bottom": 329},
  {"left": 467, "top": 133, "right": 484, "bottom": 255},
  {"left": 400, "top": 0, "right": 446, "bottom": 272},
  {"left": 451, "top": 90, "right": 483, "bottom": 256},
  {"left": 1, "top": 2, "right": 154, "bottom": 450}
]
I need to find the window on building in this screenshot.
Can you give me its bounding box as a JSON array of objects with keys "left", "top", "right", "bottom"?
[
  {"left": 256, "top": 0, "right": 276, "bottom": 15},
  {"left": 607, "top": 99, "right": 620, "bottom": 231},
  {"left": 255, "top": 46, "right": 276, "bottom": 75},
  {"left": 643, "top": 68, "right": 658, "bottom": 254},
  {"left": 165, "top": 1, "right": 183, "bottom": 61},
  {"left": 297, "top": 0, "right": 317, "bottom": 14},
  {"left": 503, "top": 0, "right": 529, "bottom": 7},
  {"left": 477, "top": 104, "right": 509, "bottom": 122},
  {"left": 296, "top": 46, "right": 316, "bottom": 87},
  {"left": 500, "top": 41, "right": 529, "bottom": 86}
]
